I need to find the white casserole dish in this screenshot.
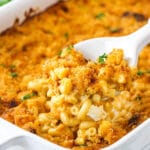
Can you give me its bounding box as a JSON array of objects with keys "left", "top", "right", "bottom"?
[
  {"left": 0, "top": 0, "right": 59, "bottom": 33},
  {"left": 0, "top": 1, "right": 150, "bottom": 150}
]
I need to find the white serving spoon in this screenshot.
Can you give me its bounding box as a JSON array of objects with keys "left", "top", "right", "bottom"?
[
  {"left": 74, "top": 19, "right": 150, "bottom": 66},
  {"left": 74, "top": 20, "right": 150, "bottom": 150}
]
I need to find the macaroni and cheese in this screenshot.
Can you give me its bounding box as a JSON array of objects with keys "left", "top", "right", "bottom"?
[{"left": 0, "top": 0, "right": 150, "bottom": 149}]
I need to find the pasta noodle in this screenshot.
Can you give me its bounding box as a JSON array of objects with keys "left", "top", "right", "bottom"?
[{"left": 77, "top": 99, "right": 92, "bottom": 120}]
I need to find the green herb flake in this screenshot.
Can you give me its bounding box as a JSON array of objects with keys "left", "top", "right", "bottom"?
[
  {"left": 95, "top": 12, "right": 105, "bottom": 19},
  {"left": 58, "top": 50, "right": 62, "bottom": 56},
  {"left": 21, "top": 93, "right": 37, "bottom": 101},
  {"left": 9, "top": 65, "right": 16, "bottom": 71},
  {"left": 64, "top": 32, "right": 69, "bottom": 39},
  {"left": 9, "top": 65, "right": 16, "bottom": 69},
  {"left": 137, "top": 70, "right": 144, "bottom": 76},
  {"left": 66, "top": 44, "right": 74, "bottom": 51},
  {"left": 79, "top": 144, "right": 87, "bottom": 147},
  {"left": 10, "top": 72, "right": 18, "bottom": 78},
  {"left": 109, "top": 27, "right": 122, "bottom": 33},
  {"left": 0, "top": 64, "right": 6, "bottom": 68},
  {"left": 98, "top": 53, "right": 107, "bottom": 64},
  {"left": 0, "top": 0, "right": 11, "bottom": 6},
  {"left": 62, "top": 44, "right": 74, "bottom": 52}
]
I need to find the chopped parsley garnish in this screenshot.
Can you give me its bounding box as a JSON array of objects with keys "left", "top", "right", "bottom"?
[
  {"left": 95, "top": 12, "right": 105, "bottom": 19},
  {"left": 58, "top": 50, "right": 62, "bottom": 56},
  {"left": 0, "top": 0, "right": 11, "bottom": 6},
  {"left": 79, "top": 144, "right": 87, "bottom": 147},
  {"left": 10, "top": 72, "right": 18, "bottom": 78},
  {"left": 66, "top": 44, "right": 74, "bottom": 51},
  {"left": 137, "top": 70, "right": 144, "bottom": 76},
  {"left": 98, "top": 53, "right": 107, "bottom": 64},
  {"left": 9, "top": 65, "right": 16, "bottom": 70},
  {"left": 64, "top": 32, "right": 69, "bottom": 39},
  {"left": 61, "top": 45, "right": 74, "bottom": 51},
  {"left": 0, "top": 64, "right": 6, "bottom": 68},
  {"left": 21, "top": 92, "right": 37, "bottom": 101},
  {"left": 58, "top": 45, "right": 73, "bottom": 56},
  {"left": 109, "top": 27, "right": 122, "bottom": 33}
]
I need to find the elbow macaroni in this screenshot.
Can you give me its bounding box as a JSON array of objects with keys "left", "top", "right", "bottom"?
[
  {"left": 2, "top": 48, "right": 149, "bottom": 149},
  {"left": 77, "top": 99, "right": 92, "bottom": 120},
  {"left": 60, "top": 112, "right": 79, "bottom": 126},
  {"left": 59, "top": 78, "right": 72, "bottom": 94},
  {"left": 85, "top": 127, "right": 97, "bottom": 137}
]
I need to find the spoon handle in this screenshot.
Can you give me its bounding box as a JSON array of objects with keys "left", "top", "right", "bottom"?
[
  {"left": 128, "top": 19, "right": 150, "bottom": 54},
  {"left": 125, "top": 19, "right": 150, "bottom": 66}
]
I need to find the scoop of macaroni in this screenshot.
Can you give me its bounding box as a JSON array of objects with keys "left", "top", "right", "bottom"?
[{"left": 2, "top": 47, "right": 149, "bottom": 149}]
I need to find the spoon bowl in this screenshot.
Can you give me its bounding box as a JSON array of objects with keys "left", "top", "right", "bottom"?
[{"left": 74, "top": 19, "right": 150, "bottom": 66}]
